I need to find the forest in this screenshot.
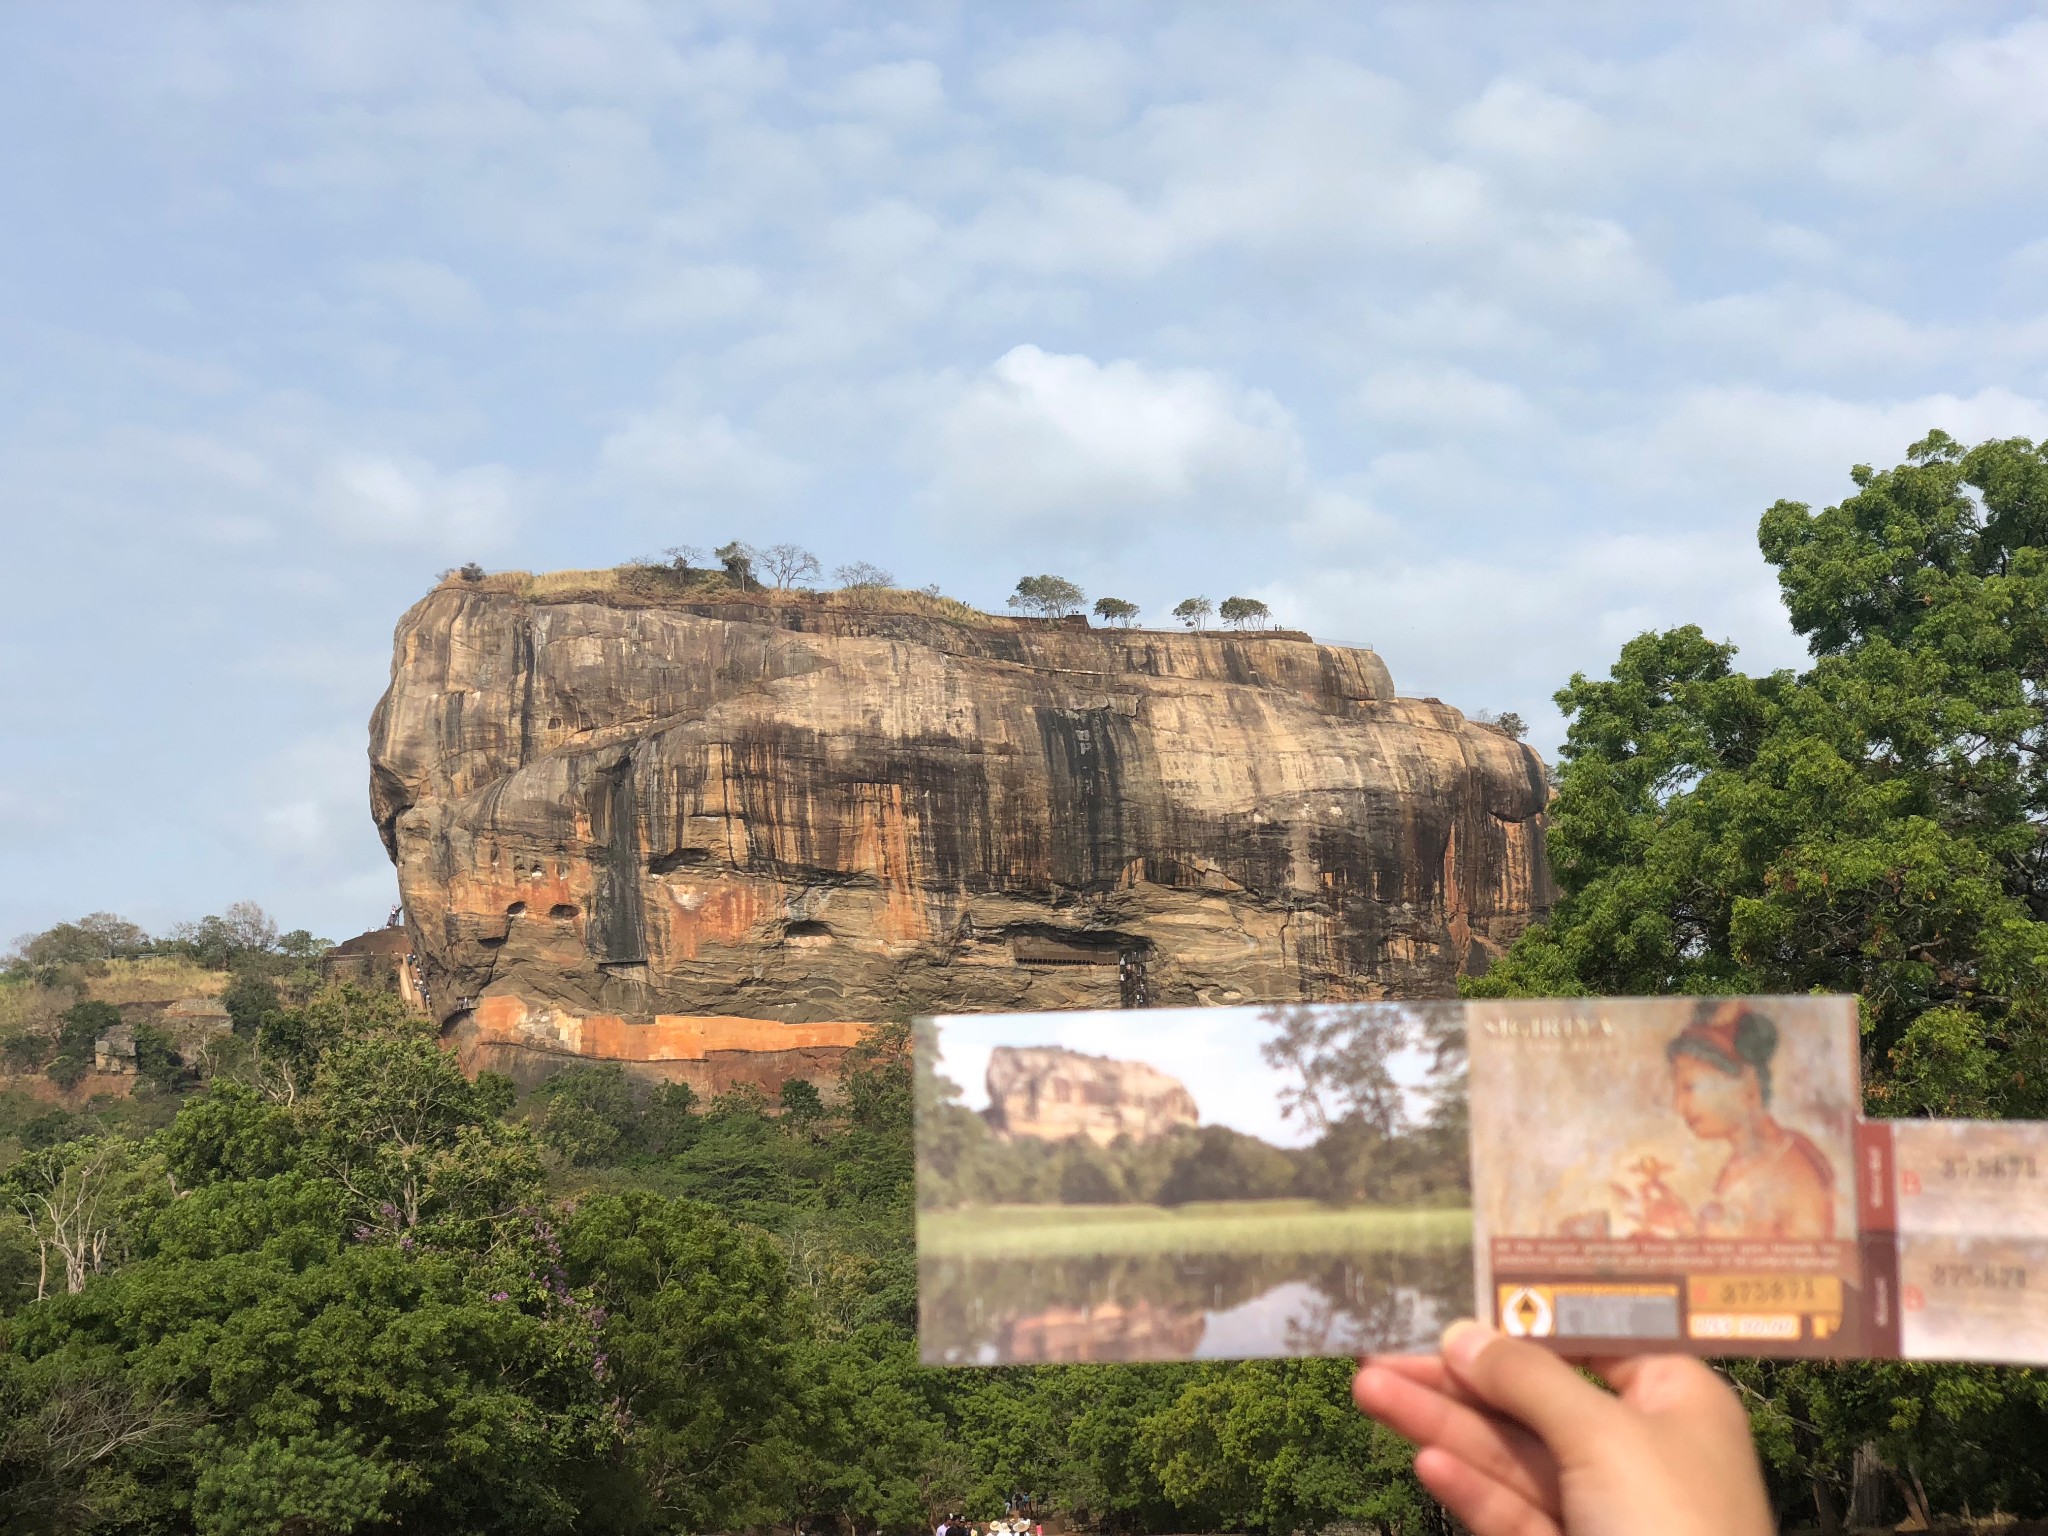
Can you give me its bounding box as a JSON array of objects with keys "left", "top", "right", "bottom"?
[{"left": 3, "top": 431, "right": 2048, "bottom": 1532}]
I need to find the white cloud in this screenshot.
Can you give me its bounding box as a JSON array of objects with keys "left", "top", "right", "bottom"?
[
  {"left": 598, "top": 262, "right": 765, "bottom": 329},
  {"left": 316, "top": 453, "right": 521, "bottom": 550},
  {"left": 1452, "top": 79, "right": 1606, "bottom": 180},
  {"left": 1665, "top": 287, "right": 1956, "bottom": 379},
  {"left": 1350, "top": 364, "right": 1539, "bottom": 435},
  {"left": 352, "top": 258, "right": 487, "bottom": 326},
  {"left": 921, "top": 345, "right": 1305, "bottom": 541},
  {"left": 1603, "top": 385, "right": 2048, "bottom": 516},
  {"left": 976, "top": 33, "right": 1131, "bottom": 129},
  {"left": 1270, "top": 526, "right": 1801, "bottom": 759},
  {"left": 826, "top": 59, "right": 946, "bottom": 126},
  {"left": 596, "top": 404, "right": 807, "bottom": 509},
  {"left": 246, "top": 729, "right": 368, "bottom": 866}
]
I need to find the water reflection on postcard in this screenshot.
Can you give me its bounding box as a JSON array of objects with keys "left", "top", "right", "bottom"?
[
  {"left": 914, "top": 1002, "right": 1475, "bottom": 1365},
  {"left": 921, "top": 1246, "right": 1471, "bottom": 1364}
]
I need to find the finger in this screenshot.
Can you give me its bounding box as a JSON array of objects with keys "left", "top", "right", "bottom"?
[
  {"left": 1353, "top": 1363, "right": 1560, "bottom": 1511},
  {"left": 1440, "top": 1319, "right": 1624, "bottom": 1456},
  {"left": 1365, "top": 1352, "right": 1448, "bottom": 1388},
  {"left": 1587, "top": 1352, "right": 1746, "bottom": 1422},
  {"left": 1366, "top": 1353, "right": 1499, "bottom": 1413},
  {"left": 1413, "top": 1446, "right": 1564, "bottom": 1536}
]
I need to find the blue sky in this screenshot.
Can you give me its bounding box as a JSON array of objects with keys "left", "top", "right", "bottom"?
[{"left": 5, "top": 3, "right": 2048, "bottom": 944}]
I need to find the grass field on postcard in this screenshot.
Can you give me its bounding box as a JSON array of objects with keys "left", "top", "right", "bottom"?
[{"left": 920, "top": 1199, "right": 1471, "bottom": 1259}]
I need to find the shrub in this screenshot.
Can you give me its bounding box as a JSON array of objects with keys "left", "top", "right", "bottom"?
[
  {"left": 1007, "top": 575, "right": 1084, "bottom": 619},
  {"left": 834, "top": 561, "right": 894, "bottom": 590}
]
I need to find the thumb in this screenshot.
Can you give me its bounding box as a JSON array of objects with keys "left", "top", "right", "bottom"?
[{"left": 1439, "top": 1319, "right": 1623, "bottom": 1459}]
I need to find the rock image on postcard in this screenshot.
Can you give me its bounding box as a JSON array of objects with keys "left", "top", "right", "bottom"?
[
  {"left": 915, "top": 1003, "right": 1475, "bottom": 1365},
  {"left": 1469, "top": 996, "right": 1864, "bottom": 1354}
]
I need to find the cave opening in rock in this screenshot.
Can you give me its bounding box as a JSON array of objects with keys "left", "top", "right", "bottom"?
[{"left": 648, "top": 847, "right": 710, "bottom": 874}]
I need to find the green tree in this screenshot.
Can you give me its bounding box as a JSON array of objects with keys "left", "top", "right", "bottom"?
[
  {"left": 308, "top": 1010, "right": 540, "bottom": 1236},
  {"left": 1138, "top": 1360, "right": 1433, "bottom": 1534},
  {"left": 538, "top": 1064, "right": 640, "bottom": 1166},
  {"left": 221, "top": 971, "right": 279, "bottom": 1040},
  {"left": 1472, "top": 430, "right": 2048, "bottom": 1525},
  {"left": 47, "top": 1001, "right": 119, "bottom": 1089},
  {"left": 1007, "top": 575, "right": 1085, "bottom": 620},
  {"left": 1172, "top": 596, "right": 1213, "bottom": 630},
  {"left": 715, "top": 541, "right": 759, "bottom": 588},
  {"left": 560, "top": 1191, "right": 802, "bottom": 1530},
  {"left": 5, "top": 913, "right": 150, "bottom": 978},
  {"left": 1092, "top": 597, "right": 1139, "bottom": 627},
  {"left": 130, "top": 1023, "right": 187, "bottom": 1093},
  {"left": 778, "top": 1076, "right": 825, "bottom": 1128},
  {"left": 1218, "top": 596, "right": 1270, "bottom": 630}
]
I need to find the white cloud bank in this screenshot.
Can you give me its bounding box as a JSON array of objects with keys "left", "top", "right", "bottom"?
[{"left": 922, "top": 344, "right": 1305, "bottom": 542}]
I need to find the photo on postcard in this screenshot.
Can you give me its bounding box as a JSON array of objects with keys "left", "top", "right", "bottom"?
[
  {"left": 915, "top": 1002, "right": 1474, "bottom": 1365},
  {"left": 1468, "top": 996, "right": 1864, "bottom": 1353}
]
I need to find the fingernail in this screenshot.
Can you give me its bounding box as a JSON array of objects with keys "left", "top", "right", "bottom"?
[{"left": 1440, "top": 1317, "right": 1494, "bottom": 1367}]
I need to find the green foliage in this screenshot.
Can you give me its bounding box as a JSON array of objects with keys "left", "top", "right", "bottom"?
[
  {"left": 1092, "top": 596, "right": 1139, "bottom": 626},
  {"left": 129, "top": 1023, "right": 187, "bottom": 1094},
  {"left": 4, "top": 915, "right": 151, "bottom": 980},
  {"left": 1007, "top": 575, "right": 1085, "bottom": 620},
  {"left": 0, "top": 986, "right": 1452, "bottom": 1532},
  {"left": 1172, "top": 595, "right": 1213, "bottom": 629},
  {"left": 538, "top": 1065, "right": 640, "bottom": 1166},
  {"left": 1473, "top": 431, "right": 2048, "bottom": 1525},
  {"left": 779, "top": 1076, "right": 825, "bottom": 1126},
  {"left": 48, "top": 1001, "right": 119, "bottom": 1089},
  {"left": 715, "top": 540, "right": 760, "bottom": 588},
  {"left": 1217, "top": 595, "right": 1270, "bottom": 630},
  {"left": 220, "top": 972, "right": 279, "bottom": 1040}
]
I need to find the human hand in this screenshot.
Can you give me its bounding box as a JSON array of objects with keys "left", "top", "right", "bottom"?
[{"left": 1351, "top": 1320, "right": 1773, "bottom": 1536}]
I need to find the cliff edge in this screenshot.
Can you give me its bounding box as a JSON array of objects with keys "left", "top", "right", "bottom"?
[{"left": 368, "top": 572, "right": 1551, "bottom": 1085}]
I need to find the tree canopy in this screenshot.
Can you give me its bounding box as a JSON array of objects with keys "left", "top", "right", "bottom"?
[
  {"left": 1007, "top": 575, "right": 1084, "bottom": 619},
  {"left": 757, "top": 543, "right": 821, "bottom": 589},
  {"left": 1471, "top": 430, "right": 2048, "bottom": 1525}
]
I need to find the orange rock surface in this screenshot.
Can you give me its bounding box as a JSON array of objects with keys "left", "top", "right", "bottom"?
[{"left": 368, "top": 576, "right": 1552, "bottom": 1086}]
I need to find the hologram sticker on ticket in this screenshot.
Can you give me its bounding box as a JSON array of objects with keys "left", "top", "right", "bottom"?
[{"left": 1469, "top": 996, "right": 1869, "bottom": 1357}]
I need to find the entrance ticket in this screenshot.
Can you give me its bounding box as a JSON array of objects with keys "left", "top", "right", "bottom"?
[{"left": 1465, "top": 996, "right": 2046, "bottom": 1363}]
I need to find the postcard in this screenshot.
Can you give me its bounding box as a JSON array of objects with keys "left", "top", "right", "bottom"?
[
  {"left": 1466, "top": 996, "right": 1867, "bottom": 1356},
  {"left": 915, "top": 1002, "right": 1475, "bottom": 1365}
]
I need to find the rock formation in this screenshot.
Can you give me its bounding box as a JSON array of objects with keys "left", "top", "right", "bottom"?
[
  {"left": 984, "top": 1045, "right": 1199, "bottom": 1145},
  {"left": 368, "top": 571, "right": 1551, "bottom": 1087}
]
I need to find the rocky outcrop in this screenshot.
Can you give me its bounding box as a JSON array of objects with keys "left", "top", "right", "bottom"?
[
  {"left": 368, "top": 574, "right": 1551, "bottom": 1084},
  {"left": 984, "top": 1045, "right": 1198, "bottom": 1145}
]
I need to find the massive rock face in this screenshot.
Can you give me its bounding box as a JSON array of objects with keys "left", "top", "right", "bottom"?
[
  {"left": 369, "top": 574, "right": 1550, "bottom": 1085},
  {"left": 985, "top": 1046, "right": 1199, "bottom": 1145}
]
